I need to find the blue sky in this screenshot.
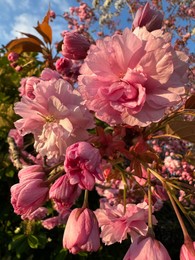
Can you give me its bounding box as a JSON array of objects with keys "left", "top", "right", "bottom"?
[
  {"left": 0, "top": 0, "right": 194, "bottom": 52},
  {"left": 0, "top": 0, "right": 71, "bottom": 46}
]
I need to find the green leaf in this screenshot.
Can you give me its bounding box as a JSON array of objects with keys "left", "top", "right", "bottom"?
[
  {"left": 9, "top": 234, "right": 29, "bottom": 254},
  {"left": 166, "top": 120, "right": 195, "bottom": 143},
  {"left": 78, "top": 251, "right": 88, "bottom": 257},
  {"left": 27, "top": 235, "right": 39, "bottom": 249},
  {"left": 55, "top": 249, "right": 68, "bottom": 260}
]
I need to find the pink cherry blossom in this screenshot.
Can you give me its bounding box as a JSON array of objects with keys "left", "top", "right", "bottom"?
[
  {"left": 49, "top": 174, "right": 81, "bottom": 207},
  {"left": 10, "top": 165, "right": 49, "bottom": 219},
  {"left": 40, "top": 68, "right": 61, "bottom": 81},
  {"left": 25, "top": 207, "right": 48, "bottom": 221},
  {"left": 42, "top": 209, "right": 70, "bottom": 230},
  {"left": 132, "top": 2, "right": 163, "bottom": 32},
  {"left": 95, "top": 202, "right": 154, "bottom": 245},
  {"left": 55, "top": 57, "right": 72, "bottom": 76},
  {"left": 63, "top": 208, "right": 100, "bottom": 254},
  {"left": 64, "top": 141, "right": 104, "bottom": 190},
  {"left": 8, "top": 52, "right": 19, "bottom": 62},
  {"left": 14, "top": 79, "right": 94, "bottom": 161},
  {"left": 123, "top": 236, "right": 171, "bottom": 260},
  {"left": 78, "top": 27, "right": 188, "bottom": 127},
  {"left": 19, "top": 76, "right": 40, "bottom": 99},
  {"left": 62, "top": 32, "right": 90, "bottom": 60}
]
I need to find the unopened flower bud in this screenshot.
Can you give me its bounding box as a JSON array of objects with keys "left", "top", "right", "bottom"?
[
  {"left": 124, "top": 236, "right": 171, "bottom": 260},
  {"left": 49, "top": 10, "right": 56, "bottom": 19},
  {"left": 132, "top": 2, "right": 163, "bottom": 32},
  {"left": 63, "top": 208, "right": 100, "bottom": 254},
  {"left": 62, "top": 32, "right": 90, "bottom": 60},
  {"left": 8, "top": 52, "right": 19, "bottom": 62},
  {"left": 55, "top": 57, "right": 72, "bottom": 75}
]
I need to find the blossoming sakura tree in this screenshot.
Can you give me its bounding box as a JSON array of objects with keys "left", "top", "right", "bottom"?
[{"left": 1, "top": 0, "right": 195, "bottom": 259}]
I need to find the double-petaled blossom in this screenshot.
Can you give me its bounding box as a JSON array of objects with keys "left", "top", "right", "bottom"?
[
  {"left": 78, "top": 27, "right": 188, "bottom": 127},
  {"left": 180, "top": 241, "right": 195, "bottom": 260},
  {"left": 49, "top": 174, "right": 81, "bottom": 207},
  {"left": 123, "top": 236, "right": 171, "bottom": 260},
  {"left": 64, "top": 141, "right": 104, "bottom": 190},
  {"left": 19, "top": 76, "right": 40, "bottom": 99},
  {"left": 10, "top": 165, "right": 49, "bottom": 219},
  {"left": 40, "top": 68, "right": 61, "bottom": 81},
  {"left": 132, "top": 2, "right": 164, "bottom": 32},
  {"left": 14, "top": 78, "right": 94, "bottom": 161},
  {"left": 63, "top": 208, "right": 100, "bottom": 254},
  {"left": 95, "top": 202, "right": 155, "bottom": 245},
  {"left": 62, "top": 32, "right": 90, "bottom": 60}
]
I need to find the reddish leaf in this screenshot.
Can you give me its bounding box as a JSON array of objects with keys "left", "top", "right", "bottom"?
[
  {"left": 56, "top": 40, "right": 63, "bottom": 53},
  {"left": 19, "top": 32, "right": 45, "bottom": 46},
  {"left": 6, "top": 38, "right": 43, "bottom": 54},
  {"left": 130, "top": 159, "right": 143, "bottom": 178},
  {"left": 185, "top": 95, "right": 195, "bottom": 109},
  {"left": 166, "top": 120, "right": 195, "bottom": 143},
  {"left": 34, "top": 10, "right": 52, "bottom": 44}
]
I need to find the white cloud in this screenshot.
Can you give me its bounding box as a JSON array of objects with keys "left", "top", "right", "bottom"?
[
  {"left": 10, "top": 13, "right": 39, "bottom": 39},
  {"left": 3, "top": 0, "right": 30, "bottom": 10},
  {"left": 0, "top": 25, "right": 12, "bottom": 44},
  {"left": 51, "top": 0, "right": 70, "bottom": 12}
]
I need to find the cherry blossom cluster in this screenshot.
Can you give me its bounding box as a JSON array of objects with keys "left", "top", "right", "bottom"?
[{"left": 8, "top": 2, "right": 195, "bottom": 259}]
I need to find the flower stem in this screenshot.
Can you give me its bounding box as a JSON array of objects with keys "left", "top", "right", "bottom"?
[
  {"left": 82, "top": 189, "right": 89, "bottom": 208},
  {"left": 165, "top": 183, "right": 190, "bottom": 241},
  {"left": 46, "top": 170, "right": 64, "bottom": 184},
  {"left": 121, "top": 171, "right": 127, "bottom": 214},
  {"left": 147, "top": 170, "right": 155, "bottom": 237}
]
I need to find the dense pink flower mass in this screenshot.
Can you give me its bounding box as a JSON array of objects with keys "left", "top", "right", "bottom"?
[
  {"left": 63, "top": 208, "right": 100, "bottom": 254},
  {"left": 64, "top": 142, "right": 103, "bottom": 190},
  {"left": 10, "top": 165, "right": 49, "bottom": 219},
  {"left": 123, "top": 236, "right": 171, "bottom": 260},
  {"left": 14, "top": 78, "right": 94, "bottom": 160},
  {"left": 95, "top": 202, "right": 152, "bottom": 245},
  {"left": 78, "top": 27, "right": 188, "bottom": 126}
]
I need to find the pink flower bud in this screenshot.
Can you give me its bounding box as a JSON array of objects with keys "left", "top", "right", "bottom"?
[
  {"left": 64, "top": 142, "right": 104, "bottom": 191},
  {"left": 10, "top": 165, "right": 49, "bottom": 219},
  {"left": 49, "top": 10, "right": 56, "bottom": 19},
  {"left": 49, "top": 174, "right": 81, "bottom": 207},
  {"left": 123, "top": 236, "right": 171, "bottom": 260},
  {"left": 133, "top": 2, "right": 163, "bottom": 32},
  {"left": 63, "top": 208, "right": 100, "bottom": 254},
  {"left": 15, "top": 65, "right": 23, "bottom": 72},
  {"left": 62, "top": 32, "right": 90, "bottom": 60},
  {"left": 55, "top": 57, "right": 72, "bottom": 75},
  {"left": 180, "top": 241, "right": 195, "bottom": 260},
  {"left": 8, "top": 52, "right": 19, "bottom": 62}
]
